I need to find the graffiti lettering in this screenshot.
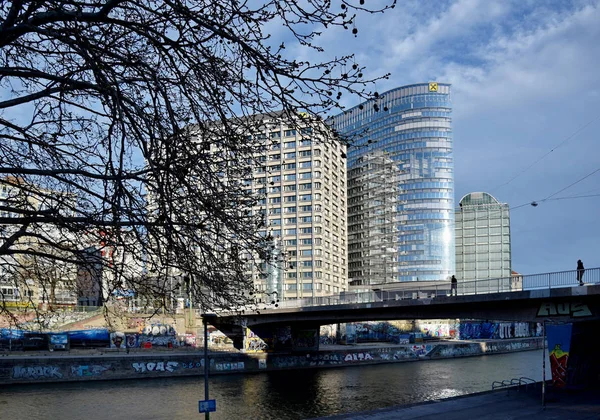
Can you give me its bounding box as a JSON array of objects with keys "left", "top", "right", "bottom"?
[
  {"left": 537, "top": 302, "right": 592, "bottom": 318},
  {"left": 132, "top": 361, "right": 179, "bottom": 373},
  {"left": 13, "top": 365, "right": 63, "bottom": 379},
  {"left": 71, "top": 365, "right": 110, "bottom": 377},
  {"left": 343, "top": 352, "right": 373, "bottom": 362},
  {"left": 215, "top": 362, "right": 245, "bottom": 371}
]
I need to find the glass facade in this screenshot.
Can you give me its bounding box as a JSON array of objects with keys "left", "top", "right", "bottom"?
[
  {"left": 334, "top": 83, "right": 454, "bottom": 282},
  {"left": 455, "top": 192, "right": 511, "bottom": 281}
]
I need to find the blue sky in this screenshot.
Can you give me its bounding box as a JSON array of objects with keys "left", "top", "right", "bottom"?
[{"left": 283, "top": 0, "right": 600, "bottom": 275}]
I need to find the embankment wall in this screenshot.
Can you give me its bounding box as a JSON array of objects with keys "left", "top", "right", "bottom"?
[{"left": 0, "top": 337, "right": 542, "bottom": 385}]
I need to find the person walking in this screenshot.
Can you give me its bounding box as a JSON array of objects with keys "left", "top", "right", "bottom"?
[
  {"left": 451, "top": 275, "right": 458, "bottom": 296},
  {"left": 577, "top": 259, "right": 585, "bottom": 286}
]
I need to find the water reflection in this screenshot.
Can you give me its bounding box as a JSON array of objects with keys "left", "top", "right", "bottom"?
[{"left": 0, "top": 350, "right": 550, "bottom": 420}]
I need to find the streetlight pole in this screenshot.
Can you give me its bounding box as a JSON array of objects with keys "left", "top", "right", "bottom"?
[
  {"left": 203, "top": 315, "right": 209, "bottom": 420},
  {"left": 542, "top": 319, "right": 546, "bottom": 408},
  {"left": 202, "top": 312, "right": 217, "bottom": 419}
]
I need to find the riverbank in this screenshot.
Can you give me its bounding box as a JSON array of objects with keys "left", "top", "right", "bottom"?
[
  {"left": 0, "top": 337, "right": 542, "bottom": 385},
  {"left": 315, "top": 383, "right": 600, "bottom": 419}
]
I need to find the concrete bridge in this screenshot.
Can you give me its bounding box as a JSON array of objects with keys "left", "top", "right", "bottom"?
[
  {"left": 216, "top": 267, "right": 600, "bottom": 327},
  {"left": 209, "top": 268, "right": 600, "bottom": 389}
]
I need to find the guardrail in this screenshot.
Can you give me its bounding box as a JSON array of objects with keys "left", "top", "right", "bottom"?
[
  {"left": 274, "top": 267, "right": 599, "bottom": 309},
  {"left": 492, "top": 376, "right": 536, "bottom": 391}
]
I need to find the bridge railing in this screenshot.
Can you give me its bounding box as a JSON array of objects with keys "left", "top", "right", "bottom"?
[{"left": 275, "top": 267, "right": 599, "bottom": 309}]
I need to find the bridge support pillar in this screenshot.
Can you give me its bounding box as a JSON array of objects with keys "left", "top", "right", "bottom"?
[{"left": 547, "top": 320, "right": 600, "bottom": 389}]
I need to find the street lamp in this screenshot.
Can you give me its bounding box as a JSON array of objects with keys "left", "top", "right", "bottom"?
[{"left": 201, "top": 312, "right": 217, "bottom": 419}]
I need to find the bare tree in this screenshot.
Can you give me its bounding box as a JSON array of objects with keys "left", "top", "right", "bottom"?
[{"left": 0, "top": 0, "right": 394, "bottom": 323}]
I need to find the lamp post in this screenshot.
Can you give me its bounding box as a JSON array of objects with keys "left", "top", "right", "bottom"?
[
  {"left": 542, "top": 319, "right": 546, "bottom": 408},
  {"left": 202, "top": 313, "right": 217, "bottom": 419}
]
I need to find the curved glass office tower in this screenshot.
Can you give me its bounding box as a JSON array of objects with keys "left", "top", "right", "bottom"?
[{"left": 334, "top": 83, "right": 454, "bottom": 283}]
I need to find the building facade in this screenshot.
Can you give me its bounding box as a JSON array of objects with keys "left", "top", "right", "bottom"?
[
  {"left": 455, "top": 192, "right": 511, "bottom": 282},
  {"left": 245, "top": 114, "right": 348, "bottom": 301},
  {"left": 347, "top": 151, "right": 400, "bottom": 285},
  {"left": 334, "top": 83, "right": 455, "bottom": 283}
]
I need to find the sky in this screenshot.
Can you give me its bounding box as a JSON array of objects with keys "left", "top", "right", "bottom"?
[{"left": 279, "top": 0, "right": 600, "bottom": 275}]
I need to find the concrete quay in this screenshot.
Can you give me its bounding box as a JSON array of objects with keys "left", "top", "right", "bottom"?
[
  {"left": 316, "top": 385, "right": 600, "bottom": 420},
  {"left": 0, "top": 337, "right": 542, "bottom": 385}
]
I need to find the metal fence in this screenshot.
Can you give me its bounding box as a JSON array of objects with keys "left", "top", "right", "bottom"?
[{"left": 275, "top": 267, "right": 599, "bottom": 309}]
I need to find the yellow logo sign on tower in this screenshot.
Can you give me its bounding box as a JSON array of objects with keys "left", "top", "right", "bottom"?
[{"left": 428, "top": 82, "right": 438, "bottom": 92}]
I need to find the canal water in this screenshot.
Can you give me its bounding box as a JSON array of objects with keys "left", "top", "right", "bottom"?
[{"left": 0, "top": 350, "right": 550, "bottom": 420}]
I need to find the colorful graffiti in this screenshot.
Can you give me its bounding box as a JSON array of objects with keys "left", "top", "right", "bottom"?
[
  {"left": 322, "top": 321, "right": 540, "bottom": 344},
  {"left": 547, "top": 324, "right": 572, "bottom": 388},
  {"left": 71, "top": 364, "right": 110, "bottom": 377}
]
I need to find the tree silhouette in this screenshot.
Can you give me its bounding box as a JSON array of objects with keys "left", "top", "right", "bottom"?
[{"left": 0, "top": 0, "right": 393, "bottom": 323}]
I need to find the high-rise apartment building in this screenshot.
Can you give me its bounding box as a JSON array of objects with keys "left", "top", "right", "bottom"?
[
  {"left": 347, "top": 151, "right": 400, "bottom": 285},
  {"left": 334, "top": 83, "right": 455, "bottom": 282},
  {"left": 244, "top": 114, "right": 348, "bottom": 301},
  {"left": 455, "top": 192, "right": 511, "bottom": 281}
]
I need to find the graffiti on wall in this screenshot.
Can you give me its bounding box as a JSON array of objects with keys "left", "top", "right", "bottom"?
[
  {"left": 328, "top": 320, "right": 540, "bottom": 344},
  {"left": 132, "top": 361, "right": 180, "bottom": 373},
  {"left": 13, "top": 365, "right": 63, "bottom": 379},
  {"left": 71, "top": 364, "right": 110, "bottom": 377},
  {"left": 319, "top": 325, "right": 337, "bottom": 345},
  {"left": 215, "top": 362, "right": 245, "bottom": 371},
  {"left": 547, "top": 324, "right": 572, "bottom": 388}
]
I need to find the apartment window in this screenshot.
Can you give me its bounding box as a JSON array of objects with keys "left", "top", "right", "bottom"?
[
  {"left": 286, "top": 272, "right": 297, "bottom": 279},
  {"left": 284, "top": 195, "right": 296, "bottom": 202},
  {"left": 302, "top": 261, "right": 313, "bottom": 267},
  {"left": 300, "top": 205, "right": 312, "bottom": 212},
  {"left": 300, "top": 227, "right": 312, "bottom": 234},
  {"left": 285, "top": 239, "right": 297, "bottom": 246},
  {"left": 302, "top": 273, "right": 313, "bottom": 280},
  {"left": 284, "top": 206, "right": 296, "bottom": 213},
  {"left": 269, "top": 197, "right": 281, "bottom": 204},
  {"left": 284, "top": 129, "right": 297, "bottom": 137},
  {"left": 299, "top": 161, "right": 312, "bottom": 168},
  {"left": 284, "top": 141, "right": 296, "bottom": 149},
  {"left": 269, "top": 165, "right": 281, "bottom": 171},
  {"left": 284, "top": 163, "right": 296, "bottom": 170},
  {"left": 300, "top": 216, "right": 312, "bottom": 223},
  {"left": 299, "top": 194, "right": 312, "bottom": 202},
  {"left": 284, "top": 185, "right": 296, "bottom": 192},
  {"left": 299, "top": 172, "right": 312, "bottom": 179},
  {"left": 284, "top": 152, "right": 296, "bottom": 159},
  {"left": 270, "top": 131, "right": 281, "bottom": 138},
  {"left": 301, "top": 238, "right": 312, "bottom": 245},
  {"left": 269, "top": 186, "right": 281, "bottom": 193},
  {"left": 270, "top": 218, "right": 281, "bottom": 226},
  {"left": 302, "top": 282, "right": 313, "bottom": 289},
  {"left": 284, "top": 174, "right": 296, "bottom": 181},
  {"left": 285, "top": 217, "right": 297, "bottom": 224},
  {"left": 300, "top": 183, "right": 312, "bottom": 190},
  {"left": 269, "top": 207, "right": 281, "bottom": 215},
  {"left": 300, "top": 249, "right": 313, "bottom": 256},
  {"left": 269, "top": 153, "right": 280, "bottom": 160},
  {"left": 269, "top": 175, "right": 280, "bottom": 183},
  {"left": 300, "top": 139, "right": 311, "bottom": 146},
  {"left": 300, "top": 150, "right": 312, "bottom": 157},
  {"left": 285, "top": 228, "right": 297, "bottom": 235}
]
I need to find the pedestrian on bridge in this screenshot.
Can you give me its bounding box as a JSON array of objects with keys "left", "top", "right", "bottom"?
[
  {"left": 577, "top": 259, "right": 585, "bottom": 286},
  {"left": 451, "top": 275, "right": 458, "bottom": 296}
]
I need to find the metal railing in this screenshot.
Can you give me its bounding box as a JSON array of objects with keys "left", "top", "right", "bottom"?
[
  {"left": 274, "top": 267, "right": 599, "bottom": 310},
  {"left": 492, "top": 377, "right": 536, "bottom": 391}
]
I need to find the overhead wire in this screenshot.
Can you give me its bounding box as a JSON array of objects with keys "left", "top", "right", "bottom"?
[{"left": 490, "top": 114, "right": 600, "bottom": 193}]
